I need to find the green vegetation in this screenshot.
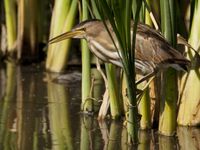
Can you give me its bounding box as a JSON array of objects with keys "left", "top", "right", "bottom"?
[
  {"left": 46, "top": 0, "right": 78, "bottom": 72},
  {"left": 177, "top": 0, "right": 200, "bottom": 126},
  {"left": 81, "top": 0, "right": 92, "bottom": 112},
  {"left": 158, "top": 0, "right": 177, "bottom": 136},
  {"left": 4, "top": 0, "right": 17, "bottom": 53}
]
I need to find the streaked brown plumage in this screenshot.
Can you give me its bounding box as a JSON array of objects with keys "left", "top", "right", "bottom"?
[{"left": 49, "top": 19, "right": 190, "bottom": 83}]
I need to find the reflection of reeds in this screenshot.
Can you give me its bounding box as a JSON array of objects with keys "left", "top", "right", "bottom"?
[
  {"left": 98, "top": 120, "right": 109, "bottom": 149},
  {"left": 0, "top": 62, "right": 17, "bottom": 148},
  {"left": 16, "top": 65, "right": 49, "bottom": 149},
  {"left": 158, "top": 135, "right": 177, "bottom": 150},
  {"left": 107, "top": 121, "right": 122, "bottom": 150},
  {"left": 99, "top": 120, "right": 200, "bottom": 149},
  {"left": 138, "top": 130, "right": 151, "bottom": 150},
  {"left": 80, "top": 116, "right": 105, "bottom": 150},
  {"left": 177, "top": 127, "right": 200, "bottom": 149},
  {"left": 5, "top": 62, "right": 17, "bottom": 100},
  {"left": 47, "top": 79, "right": 73, "bottom": 149},
  {"left": 80, "top": 116, "right": 92, "bottom": 150}
]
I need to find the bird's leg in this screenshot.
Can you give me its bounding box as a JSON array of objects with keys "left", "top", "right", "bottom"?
[
  {"left": 136, "top": 70, "right": 157, "bottom": 85},
  {"left": 96, "top": 59, "right": 108, "bottom": 84},
  {"left": 136, "top": 76, "right": 155, "bottom": 105},
  {"left": 141, "top": 76, "right": 155, "bottom": 91},
  {"left": 96, "top": 58, "right": 110, "bottom": 119},
  {"left": 98, "top": 88, "right": 109, "bottom": 120},
  {"left": 135, "top": 71, "right": 156, "bottom": 105}
]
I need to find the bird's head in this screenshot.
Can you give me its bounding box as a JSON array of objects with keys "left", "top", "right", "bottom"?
[{"left": 49, "top": 19, "right": 102, "bottom": 44}]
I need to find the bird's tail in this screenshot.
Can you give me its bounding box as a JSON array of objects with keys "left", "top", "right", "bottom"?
[{"left": 172, "top": 58, "right": 191, "bottom": 72}]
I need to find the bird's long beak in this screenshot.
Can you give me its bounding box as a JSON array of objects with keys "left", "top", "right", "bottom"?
[{"left": 49, "top": 29, "right": 85, "bottom": 44}]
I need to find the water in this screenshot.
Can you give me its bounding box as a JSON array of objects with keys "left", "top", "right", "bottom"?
[{"left": 0, "top": 62, "right": 200, "bottom": 150}]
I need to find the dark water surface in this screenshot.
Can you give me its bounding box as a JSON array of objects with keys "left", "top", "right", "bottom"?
[{"left": 0, "top": 63, "right": 200, "bottom": 150}]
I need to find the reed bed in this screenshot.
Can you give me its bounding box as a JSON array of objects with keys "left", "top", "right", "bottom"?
[{"left": 0, "top": 0, "right": 200, "bottom": 145}]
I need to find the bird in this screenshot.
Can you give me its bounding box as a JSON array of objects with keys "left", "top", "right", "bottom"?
[{"left": 49, "top": 19, "right": 190, "bottom": 84}]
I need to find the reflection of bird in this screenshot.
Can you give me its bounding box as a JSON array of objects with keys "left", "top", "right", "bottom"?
[{"left": 49, "top": 19, "right": 190, "bottom": 84}]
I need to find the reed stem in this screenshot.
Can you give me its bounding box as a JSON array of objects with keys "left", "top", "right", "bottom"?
[
  {"left": 159, "top": 0, "right": 177, "bottom": 136},
  {"left": 177, "top": 0, "right": 200, "bottom": 126},
  {"left": 81, "top": 0, "right": 92, "bottom": 112},
  {"left": 46, "top": 0, "right": 78, "bottom": 72},
  {"left": 4, "top": 0, "right": 17, "bottom": 52}
]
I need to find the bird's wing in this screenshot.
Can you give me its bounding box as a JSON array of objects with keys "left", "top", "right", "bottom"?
[
  {"left": 135, "top": 23, "right": 190, "bottom": 71},
  {"left": 135, "top": 23, "right": 186, "bottom": 63}
]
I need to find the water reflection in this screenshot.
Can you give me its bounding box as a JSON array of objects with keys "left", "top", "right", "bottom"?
[
  {"left": 177, "top": 127, "right": 200, "bottom": 150},
  {"left": 47, "top": 77, "right": 74, "bottom": 150},
  {"left": 0, "top": 63, "right": 200, "bottom": 149}
]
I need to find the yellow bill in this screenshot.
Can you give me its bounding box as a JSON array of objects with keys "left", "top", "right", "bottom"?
[{"left": 49, "top": 29, "right": 85, "bottom": 44}]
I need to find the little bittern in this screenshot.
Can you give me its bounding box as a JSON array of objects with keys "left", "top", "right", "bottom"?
[{"left": 49, "top": 19, "right": 190, "bottom": 83}]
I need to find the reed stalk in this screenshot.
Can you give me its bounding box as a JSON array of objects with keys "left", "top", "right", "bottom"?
[
  {"left": 144, "top": 0, "right": 161, "bottom": 127},
  {"left": 124, "top": 2, "right": 141, "bottom": 142},
  {"left": 4, "top": 0, "right": 17, "bottom": 52},
  {"left": 37, "top": 0, "right": 49, "bottom": 43},
  {"left": 17, "top": 0, "right": 24, "bottom": 58},
  {"left": 46, "top": 0, "right": 78, "bottom": 72},
  {"left": 91, "top": 69, "right": 104, "bottom": 112},
  {"left": 26, "top": 0, "right": 38, "bottom": 59},
  {"left": 81, "top": 0, "right": 92, "bottom": 112},
  {"left": 18, "top": 0, "right": 49, "bottom": 61},
  {"left": 159, "top": 0, "right": 177, "bottom": 136},
  {"left": 105, "top": 64, "right": 121, "bottom": 119},
  {"left": 177, "top": 0, "right": 200, "bottom": 126},
  {"left": 145, "top": 0, "right": 153, "bottom": 26},
  {"left": 105, "top": 65, "right": 122, "bottom": 119},
  {"left": 136, "top": 0, "right": 151, "bottom": 130},
  {"left": 138, "top": 87, "right": 151, "bottom": 129}
]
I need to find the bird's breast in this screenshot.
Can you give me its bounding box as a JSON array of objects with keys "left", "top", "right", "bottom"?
[{"left": 89, "top": 39, "right": 120, "bottom": 59}]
